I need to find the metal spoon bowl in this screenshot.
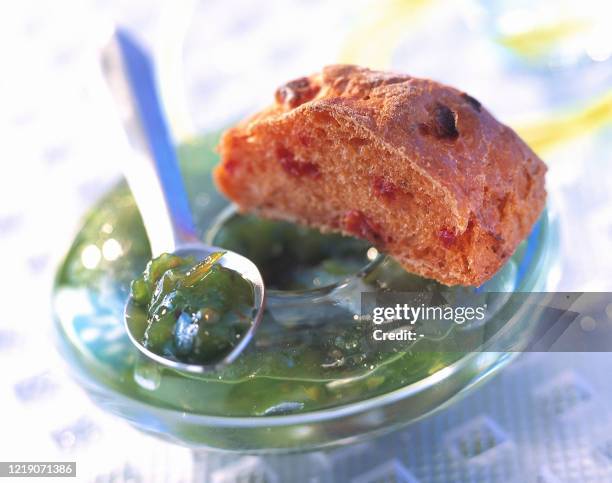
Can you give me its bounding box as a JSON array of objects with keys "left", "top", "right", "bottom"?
[
  {"left": 102, "top": 29, "right": 265, "bottom": 373},
  {"left": 124, "top": 244, "right": 265, "bottom": 373}
]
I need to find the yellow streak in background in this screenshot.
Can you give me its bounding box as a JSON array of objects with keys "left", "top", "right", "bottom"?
[
  {"left": 498, "top": 19, "right": 591, "bottom": 61},
  {"left": 339, "top": 0, "right": 434, "bottom": 69},
  {"left": 515, "top": 90, "right": 612, "bottom": 155}
]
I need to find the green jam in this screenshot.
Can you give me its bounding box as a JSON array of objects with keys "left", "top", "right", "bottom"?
[
  {"left": 126, "top": 252, "right": 254, "bottom": 365},
  {"left": 53, "top": 134, "right": 547, "bottom": 424},
  {"left": 212, "top": 214, "right": 371, "bottom": 290}
]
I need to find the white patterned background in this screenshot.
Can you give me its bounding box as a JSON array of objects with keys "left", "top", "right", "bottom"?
[{"left": 1, "top": 0, "right": 612, "bottom": 481}]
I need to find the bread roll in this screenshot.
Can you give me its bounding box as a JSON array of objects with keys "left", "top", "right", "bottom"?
[{"left": 214, "top": 65, "right": 546, "bottom": 286}]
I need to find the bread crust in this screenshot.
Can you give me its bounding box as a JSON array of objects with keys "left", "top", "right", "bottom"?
[{"left": 214, "top": 65, "right": 547, "bottom": 286}]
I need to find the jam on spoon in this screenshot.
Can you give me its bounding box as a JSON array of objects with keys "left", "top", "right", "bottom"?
[
  {"left": 127, "top": 252, "right": 255, "bottom": 365},
  {"left": 102, "top": 30, "right": 265, "bottom": 372}
]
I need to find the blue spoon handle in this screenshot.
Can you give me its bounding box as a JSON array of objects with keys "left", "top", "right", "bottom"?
[{"left": 101, "top": 28, "right": 198, "bottom": 256}]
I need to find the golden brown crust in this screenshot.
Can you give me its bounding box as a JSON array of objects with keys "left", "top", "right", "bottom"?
[{"left": 214, "top": 65, "right": 547, "bottom": 286}]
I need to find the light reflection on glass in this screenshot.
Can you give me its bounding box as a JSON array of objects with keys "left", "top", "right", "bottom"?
[
  {"left": 81, "top": 245, "right": 101, "bottom": 269},
  {"left": 102, "top": 238, "right": 122, "bottom": 261}
]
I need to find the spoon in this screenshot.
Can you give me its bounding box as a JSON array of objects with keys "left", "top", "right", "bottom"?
[{"left": 100, "top": 28, "right": 265, "bottom": 373}]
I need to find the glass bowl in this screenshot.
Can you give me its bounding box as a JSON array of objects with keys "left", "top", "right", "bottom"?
[{"left": 52, "top": 132, "right": 559, "bottom": 452}]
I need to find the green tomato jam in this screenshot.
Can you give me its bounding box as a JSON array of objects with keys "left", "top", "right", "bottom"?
[
  {"left": 126, "top": 252, "right": 255, "bottom": 365},
  {"left": 53, "top": 135, "right": 547, "bottom": 423},
  {"left": 212, "top": 214, "right": 371, "bottom": 290}
]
